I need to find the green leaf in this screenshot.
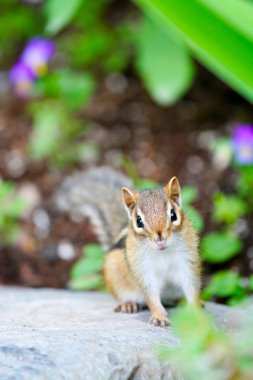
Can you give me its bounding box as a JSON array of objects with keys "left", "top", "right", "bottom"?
[
  {"left": 70, "top": 244, "right": 104, "bottom": 280},
  {"left": 237, "top": 166, "right": 253, "bottom": 198},
  {"left": 70, "top": 244, "right": 105, "bottom": 291},
  {"left": 213, "top": 192, "right": 247, "bottom": 224},
  {"left": 181, "top": 186, "right": 198, "bottom": 206},
  {"left": 184, "top": 205, "right": 204, "bottom": 232},
  {"left": 6, "top": 197, "right": 27, "bottom": 218},
  {"left": 203, "top": 270, "right": 241, "bottom": 299},
  {"left": 44, "top": 0, "right": 84, "bottom": 35},
  {"left": 135, "top": 178, "right": 158, "bottom": 191},
  {"left": 29, "top": 103, "right": 63, "bottom": 160},
  {"left": 83, "top": 244, "right": 104, "bottom": 260},
  {"left": 134, "top": 0, "right": 253, "bottom": 102},
  {"left": 0, "top": 182, "right": 14, "bottom": 199},
  {"left": 34, "top": 70, "right": 95, "bottom": 110},
  {"left": 201, "top": 0, "right": 253, "bottom": 43},
  {"left": 201, "top": 232, "right": 243, "bottom": 263},
  {"left": 70, "top": 273, "right": 104, "bottom": 291},
  {"left": 135, "top": 16, "right": 194, "bottom": 105},
  {"left": 71, "top": 257, "right": 103, "bottom": 280},
  {"left": 57, "top": 70, "right": 95, "bottom": 110},
  {"left": 249, "top": 275, "right": 253, "bottom": 292}
]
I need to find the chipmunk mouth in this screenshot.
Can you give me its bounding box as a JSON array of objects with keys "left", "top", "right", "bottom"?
[{"left": 155, "top": 240, "right": 167, "bottom": 250}]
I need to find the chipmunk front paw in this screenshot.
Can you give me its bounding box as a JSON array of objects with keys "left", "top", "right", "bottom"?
[
  {"left": 149, "top": 316, "right": 170, "bottom": 328},
  {"left": 114, "top": 302, "right": 142, "bottom": 313}
]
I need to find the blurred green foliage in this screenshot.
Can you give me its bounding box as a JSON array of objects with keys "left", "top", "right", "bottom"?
[
  {"left": 0, "top": 181, "right": 27, "bottom": 245},
  {"left": 160, "top": 304, "right": 253, "bottom": 380},
  {"left": 201, "top": 134, "right": 253, "bottom": 304},
  {"left": 28, "top": 101, "right": 96, "bottom": 167},
  {"left": 70, "top": 244, "right": 105, "bottom": 290},
  {"left": 2, "top": 0, "right": 133, "bottom": 167},
  {"left": 44, "top": 0, "right": 84, "bottom": 35},
  {"left": 3, "top": 0, "right": 253, "bottom": 112},
  {"left": 4, "top": 0, "right": 253, "bottom": 170},
  {"left": 2, "top": 1, "right": 252, "bottom": 307},
  {"left": 201, "top": 232, "right": 243, "bottom": 264},
  {"left": 202, "top": 270, "right": 252, "bottom": 305},
  {"left": 213, "top": 192, "right": 247, "bottom": 225},
  {"left": 0, "top": 0, "right": 42, "bottom": 67},
  {"left": 135, "top": 17, "right": 194, "bottom": 105},
  {"left": 134, "top": 0, "right": 253, "bottom": 103},
  {"left": 181, "top": 186, "right": 204, "bottom": 232}
]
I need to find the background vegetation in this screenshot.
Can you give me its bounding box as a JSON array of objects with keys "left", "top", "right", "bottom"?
[{"left": 1, "top": 1, "right": 253, "bottom": 378}]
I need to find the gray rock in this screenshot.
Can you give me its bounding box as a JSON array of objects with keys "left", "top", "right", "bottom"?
[{"left": 0, "top": 287, "right": 244, "bottom": 380}]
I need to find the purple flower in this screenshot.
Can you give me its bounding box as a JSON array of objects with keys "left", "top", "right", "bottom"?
[
  {"left": 9, "top": 60, "right": 35, "bottom": 97},
  {"left": 21, "top": 37, "right": 55, "bottom": 76},
  {"left": 233, "top": 124, "right": 253, "bottom": 165}
]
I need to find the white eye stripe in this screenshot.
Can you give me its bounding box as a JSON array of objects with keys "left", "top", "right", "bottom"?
[{"left": 172, "top": 215, "right": 181, "bottom": 226}]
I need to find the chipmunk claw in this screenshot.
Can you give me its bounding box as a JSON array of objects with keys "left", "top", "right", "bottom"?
[
  {"left": 114, "top": 302, "right": 142, "bottom": 313},
  {"left": 149, "top": 316, "right": 170, "bottom": 328}
]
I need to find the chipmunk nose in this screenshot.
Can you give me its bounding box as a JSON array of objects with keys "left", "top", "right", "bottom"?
[
  {"left": 156, "top": 240, "right": 166, "bottom": 250},
  {"left": 155, "top": 233, "right": 167, "bottom": 250}
]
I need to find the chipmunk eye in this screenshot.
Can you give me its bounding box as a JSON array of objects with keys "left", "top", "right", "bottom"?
[
  {"left": 136, "top": 215, "right": 144, "bottom": 228},
  {"left": 171, "top": 209, "right": 177, "bottom": 222}
]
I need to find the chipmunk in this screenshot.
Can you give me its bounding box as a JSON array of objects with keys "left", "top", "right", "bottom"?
[{"left": 56, "top": 167, "right": 201, "bottom": 327}]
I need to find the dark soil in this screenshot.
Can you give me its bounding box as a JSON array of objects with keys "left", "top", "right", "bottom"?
[{"left": 0, "top": 65, "right": 252, "bottom": 288}]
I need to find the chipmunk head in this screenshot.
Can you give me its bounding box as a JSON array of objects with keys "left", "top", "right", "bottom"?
[{"left": 122, "top": 177, "right": 183, "bottom": 251}]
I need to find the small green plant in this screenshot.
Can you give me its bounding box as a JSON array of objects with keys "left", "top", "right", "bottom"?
[
  {"left": 0, "top": 181, "right": 27, "bottom": 245},
  {"left": 160, "top": 304, "right": 253, "bottom": 380},
  {"left": 6, "top": 0, "right": 134, "bottom": 168},
  {"left": 28, "top": 97, "right": 97, "bottom": 167},
  {"left": 201, "top": 124, "right": 253, "bottom": 304},
  {"left": 70, "top": 244, "right": 105, "bottom": 290},
  {"left": 203, "top": 271, "right": 253, "bottom": 305}
]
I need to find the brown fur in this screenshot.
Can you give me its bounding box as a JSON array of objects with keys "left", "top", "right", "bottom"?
[
  {"left": 104, "top": 178, "right": 201, "bottom": 326},
  {"left": 57, "top": 168, "right": 201, "bottom": 325}
]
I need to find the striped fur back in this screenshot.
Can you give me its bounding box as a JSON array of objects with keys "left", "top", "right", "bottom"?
[{"left": 55, "top": 167, "right": 132, "bottom": 250}]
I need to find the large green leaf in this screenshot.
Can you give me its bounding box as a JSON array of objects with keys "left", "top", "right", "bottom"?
[
  {"left": 44, "top": 0, "right": 84, "bottom": 35},
  {"left": 135, "top": 17, "right": 194, "bottom": 105},
  {"left": 213, "top": 192, "right": 247, "bottom": 224},
  {"left": 134, "top": 0, "right": 253, "bottom": 102},
  {"left": 201, "top": 232, "right": 243, "bottom": 263},
  {"left": 201, "top": 0, "right": 253, "bottom": 42},
  {"left": 202, "top": 270, "right": 241, "bottom": 299}
]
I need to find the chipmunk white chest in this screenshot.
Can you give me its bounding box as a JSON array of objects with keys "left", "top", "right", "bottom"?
[{"left": 138, "top": 235, "right": 191, "bottom": 298}]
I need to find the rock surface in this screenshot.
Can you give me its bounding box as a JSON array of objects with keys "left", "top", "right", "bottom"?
[{"left": 0, "top": 287, "right": 244, "bottom": 380}]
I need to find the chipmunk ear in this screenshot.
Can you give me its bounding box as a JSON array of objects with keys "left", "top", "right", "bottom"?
[
  {"left": 165, "top": 177, "right": 181, "bottom": 206},
  {"left": 122, "top": 187, "right": 138, "bottom": 214}
]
